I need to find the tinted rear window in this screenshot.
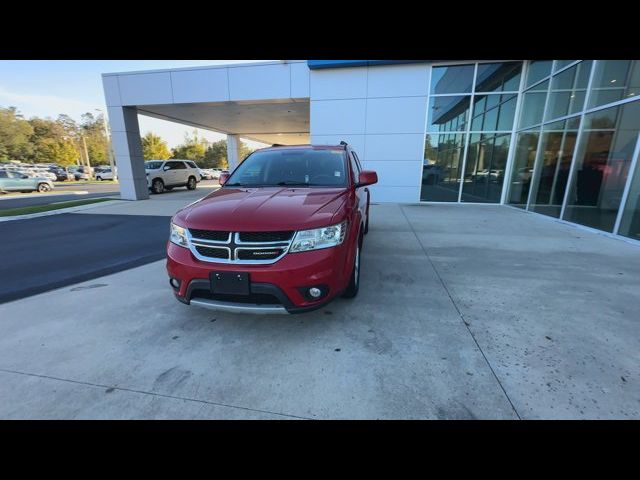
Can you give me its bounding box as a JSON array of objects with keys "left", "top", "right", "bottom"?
[
  {"left": 146, "top": 161, "right": 163, "bottom": 170},
  {"left": 226, "top": 149, "right": 347, "bottom": 187}
]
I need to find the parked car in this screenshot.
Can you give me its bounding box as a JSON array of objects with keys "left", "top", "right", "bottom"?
[
  {"left": 183, "top": 161, "right": 202, "bottom": 182},
  {"left": 0, "top": 170, "right": 55, "bottom": 193},
  {"left": 198, "top": 168, "right": 212, "bottom": 180},
  {"left": 422, "top": 164, "right": 443, "bottom": 185},
  {"left": 51, "top": 168, "right": 74, "bottom": 181},
  {"left": 166, "top": 142, "right": 378, "bottom": 314},
  {"left": 209, "top": 168, "right": 222, "bottom": 179},
  {"left": 33, "top": 169, "right": 57, "bottom": 181},
  {"left": 96, "top": 167, "right": 117, "bottom": 181},
  {"left": 73, "top": 166, "right": 93, "bottom": 181},
  {"left": 145, "top": 160, "right": 200, "bottom": 194}
]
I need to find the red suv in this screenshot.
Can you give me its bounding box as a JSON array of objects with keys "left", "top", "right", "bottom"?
[{"left": 166, "top": 142, "right": 378, "bottom": 314}]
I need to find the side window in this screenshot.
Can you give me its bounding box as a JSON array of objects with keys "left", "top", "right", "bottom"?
[
  {"left": 164, "top": 161, "right": 176, "bottom": 170},
  {"left": 0, "top": 171, "right": 7, "bottom": 178},
  {"left": 174, "top": 161, "right": 187, "bottom": 170},
  {"left": 187, "top": 161, "right": 197, "bottom": 169}
]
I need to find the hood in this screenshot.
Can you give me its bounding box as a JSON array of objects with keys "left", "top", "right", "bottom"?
[{"left": 173, "top": 187, "right": 349, "bottom": 231}]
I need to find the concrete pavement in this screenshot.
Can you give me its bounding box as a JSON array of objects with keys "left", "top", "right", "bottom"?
[{"left": 0, "top": 196, "right": 638, "bottom": 419}]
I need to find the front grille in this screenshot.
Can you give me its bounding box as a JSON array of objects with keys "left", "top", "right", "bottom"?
[
  {"left": 237, "top": 248, "right": 285, "bottom": 260},
  {"left": 238, "top": 231, "right": 293, "bottom": 243},
  {"left": 188, "top": 230, "right": 293, "bottom": 264},
  {"left": 189, "top": 229, "right": 229, "bottom": 242},
  {"left": 194, "top": 245, "right": 229, "bottom": 259}
]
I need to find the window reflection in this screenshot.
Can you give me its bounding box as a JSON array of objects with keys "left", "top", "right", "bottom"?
[
  {"left": 430, "top": 65, "right": 475, "bottom": 95},
  {"left": 588, "top": 60, "right": 640, "bottom": 109},
  {"left": 421, "top": 133, "right": 466, "bottom": 202},
  {"left": 563, "top": 102, "right": 640, "bottom": 232},
  {"left": 461, "top": 133, "right": 511, "bottom": 203},
  {"left": 471, "top": 94, "right": 517, "bottom": 131},
  {"left": 545, "top": 61, "right": 592, "bottom": 121},
  {"left": 519, "top": 80, "right": 549, "bottom": 128},
  {"left": 554, "top": 60, "right": 577, "bottom": 71},
  {"left": 528, "top": 120, "right": 580, "bottom": 217},
  {"left": 619, "top": 164, "right": 640, "bottom": 240},
  {"left": 507, "top": 130, "right": 541, "bottom": 208},
  {"left": 428, "top": 96, "right": 470, "bottom": 132},
  {"left": 526, "top": 60, "right": 553, "bottom": 87},
  {"left": 475, "top": 62, "right": 522, "bottom": 92}
]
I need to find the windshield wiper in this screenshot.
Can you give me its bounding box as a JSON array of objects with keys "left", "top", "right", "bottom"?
[{"left": 274, "top": 181, "right": 320, "bottom": 187}]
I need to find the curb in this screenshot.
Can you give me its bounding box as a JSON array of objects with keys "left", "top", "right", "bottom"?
[
  {"left": 0, "top": 190, "right": 90, "bottom": 200},
  {"left": 0, "top": 200, "right": 124, "bottom": 222}
]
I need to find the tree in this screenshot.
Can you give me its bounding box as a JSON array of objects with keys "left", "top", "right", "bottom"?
[
  {"left": 28, "top": 117, "right": 80, "bottom": 166},
  {"left": 80, "top": 113, "right": 109, "bottom": 165},
  {"left": 0, "top": 107, "right": 34, "bottom": 162},
  {"left": 202, "top": 140, "right": 228, "bottom": 169},
  {"left": 172, "top": 130, "right": 207, "bottom": 162},
  {"left": 201, "top": 139, "right": 256, "bottom": 169},
  {"left": 142, "top": 132, "right": 172, "bottom": 160}
]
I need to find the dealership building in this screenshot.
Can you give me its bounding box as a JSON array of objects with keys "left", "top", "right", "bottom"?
[{"left": 102, "top": 59, "right": 640, "bottom": 243}]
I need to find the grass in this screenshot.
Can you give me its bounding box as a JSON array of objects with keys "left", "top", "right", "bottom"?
[
  {"left": 53, "top": 180, "right": 118, "bottom": 185},
  {"left": 0, "top": 198, "right": 115, "bottom": 217}
]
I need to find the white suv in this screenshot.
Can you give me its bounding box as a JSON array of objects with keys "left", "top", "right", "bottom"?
[{"left": 145, "top": 160, "right": 201, "bottom": 194}]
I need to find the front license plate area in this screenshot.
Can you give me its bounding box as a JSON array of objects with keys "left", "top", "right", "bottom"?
[{"left": 210, "top": 271, "right": 250, "bottom": 295}]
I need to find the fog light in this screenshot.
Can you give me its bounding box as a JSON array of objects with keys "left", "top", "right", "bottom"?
[
  {"left": 170, "top": 278, "right": 181, "bottom": 289},
  {"left": 309, "top": 287, "right": 322, "bottom": 298}
]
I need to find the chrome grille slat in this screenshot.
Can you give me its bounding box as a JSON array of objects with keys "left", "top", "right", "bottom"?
[{"left": 186, "top": 229, "right": 293, "bottom": 264}]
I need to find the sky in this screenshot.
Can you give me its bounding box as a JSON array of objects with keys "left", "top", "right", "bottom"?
[{"left": 0, "top": 60, "right": 275, "bottom": 149}]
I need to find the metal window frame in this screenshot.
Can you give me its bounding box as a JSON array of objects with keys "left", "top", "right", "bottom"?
[
  {"left": 613, "top": 124, "right": 640, "bottom": 235},
  {"left": 501, "top": 61, "right": 529, "bottom": 205},
  {"left": 559, "top": 60, "right": 599, "bottom": 220},
  {"left": 457, "top": 64, "right": 479, "bottom": 202},
  {"left": 524, "top": 77, "right": 553, "bottom": 210}
]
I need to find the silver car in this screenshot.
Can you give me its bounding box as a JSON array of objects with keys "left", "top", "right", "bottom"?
[{"left": 0, "top": 170, "right": 55, "bottom": 193}]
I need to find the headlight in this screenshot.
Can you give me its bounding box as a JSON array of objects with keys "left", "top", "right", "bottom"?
[
  {"left": 289, "top": 221, "right": 347, "bottom": 253},
  {"left": 170, "top": 223, "right": 188, "bottom": 247}
]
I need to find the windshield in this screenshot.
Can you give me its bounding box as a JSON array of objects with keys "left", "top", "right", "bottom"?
[
  {"left": 145, "top": 161, "right": 164, "bottom": 170},
  {"left": 225, "top": 149, "right": 348, "bottom": 187}
]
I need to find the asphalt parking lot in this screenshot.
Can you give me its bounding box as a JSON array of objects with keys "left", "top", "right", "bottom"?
[
  {"left": 0, "top": 183, "right": 120, "bottom": 210},
  {"left": 0, "top": 213, "right": 170, "bottom": 303},
  {"left": 0, "top": 194, "right": 638, "bottom": 419}
]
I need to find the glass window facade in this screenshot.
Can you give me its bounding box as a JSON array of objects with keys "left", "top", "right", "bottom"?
[
  {"left": 421, "top": 60, "right": 640, "bottom": 243},
  {"left": 588, "top": 60, "right": 640, "bottom": 109},
  {"left": 563, "top": 101, "right": 640, "bottom": 232},
  {"left": 619, "top": 163, "right": 640, "bottom": 240}
]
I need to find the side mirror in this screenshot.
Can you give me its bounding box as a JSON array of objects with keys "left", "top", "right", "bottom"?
[
  {"left": 357, "top": 170, "right": 378, "bottom": 187},
  {"left": 218, "top": 172, "right": 230, "bottom": 185},
  {"left": 163, "top": 165, "right": 171, "bottom": 171}
]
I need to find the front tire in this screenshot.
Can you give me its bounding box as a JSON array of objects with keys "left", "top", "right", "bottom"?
[
  {"left": 341, "top": 240, "right": 361, "bottom": 299},
  {"left": 186, "top": 176, "right": 197, "bottom": 190},
  {"left": 37, "top": 183, "right": 51, "bottom": 193},
  {"left": 151, "top": 178, "right": 164, "bottom": 194}
]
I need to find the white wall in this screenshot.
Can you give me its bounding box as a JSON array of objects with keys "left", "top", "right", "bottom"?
[
  {"left": 103, "top": 60, "right": 429, "bottom": 203},
  {"left": 102, "top": 60, "right": 309, "bottom": 107},
  {"left": 102, "top": 61, "right": 309, "bottom": 200},
  {"left": 310, "top": 63, "right": 430, "bottom": 203}
]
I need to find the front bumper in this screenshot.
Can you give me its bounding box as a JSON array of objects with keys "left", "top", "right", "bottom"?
[{"left": 166, "top": 241, "right": 352, "bottom": 314}]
